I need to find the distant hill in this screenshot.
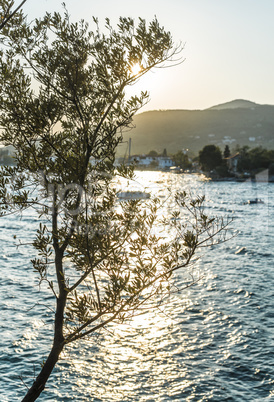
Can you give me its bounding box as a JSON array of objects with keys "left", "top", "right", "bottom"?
[
  {"left": 208, "top": 99, "right": 259, "bottom": 110},
  {"left": 119, "top": 99, "right": 274, "bottom": 156}
]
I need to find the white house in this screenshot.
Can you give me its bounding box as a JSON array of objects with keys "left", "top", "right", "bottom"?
[
  {"left": 158, "top": 157, "right": 175, "bottom": 168},
  {"left": 132, "top": 155, "right": 175, "bottom": 169}
]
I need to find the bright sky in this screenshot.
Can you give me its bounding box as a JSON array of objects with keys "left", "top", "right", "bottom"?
[{"left": 22, "top": 0, "right": 274, "bottom": 111}]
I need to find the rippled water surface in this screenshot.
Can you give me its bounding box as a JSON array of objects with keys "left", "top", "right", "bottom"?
[{"left": 1, "top": 172, "right": 274, "bottom": 401}]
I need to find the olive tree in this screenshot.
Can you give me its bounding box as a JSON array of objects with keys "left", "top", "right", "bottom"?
[
  {"left": 0, "top": 8, "right": 230, "bottom": 402},
  {"left": 0, "top": 0, "right": 27, "bottom": 30}
]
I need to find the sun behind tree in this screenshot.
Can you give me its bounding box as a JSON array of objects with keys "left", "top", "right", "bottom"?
[{"left": 131, "top": 62, "right": 142, "bottom": 75}]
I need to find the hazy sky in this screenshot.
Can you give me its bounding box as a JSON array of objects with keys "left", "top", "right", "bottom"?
[{"left": 22, "top": 0, "right": 274, "bottom": 111}]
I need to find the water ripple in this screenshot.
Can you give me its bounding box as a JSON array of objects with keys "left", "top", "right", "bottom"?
[{"left": 1, "top": 173, "right": 274, "bottom": 400}]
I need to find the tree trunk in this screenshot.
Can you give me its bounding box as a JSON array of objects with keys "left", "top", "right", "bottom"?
[
  {"left": 21, "top": 341, "right": 64, "bottom": 402},
  {"left": 22, "top": 254, "right": 67, "bottom": 402}
]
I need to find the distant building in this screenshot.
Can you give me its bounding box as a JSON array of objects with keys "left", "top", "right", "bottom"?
[
  {"left": 158, "top": 156, "right": 175, "bottom": 169},
  {"left": 132, "top": 155, "right": 156, "bottom": 166},
  {"left": 225, "top": 152, "right": 240, "bottom": 173},
  {"left": 132, "top": 155, "right": 175, "bottom": 169}
]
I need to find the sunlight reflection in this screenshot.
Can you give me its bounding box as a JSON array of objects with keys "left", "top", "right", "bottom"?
[
  {"left": 13, "top": 319, "right": 44, "bottom": 351},
  {"left": 57, "top": 172, "right": 249, "bottom": 401}
]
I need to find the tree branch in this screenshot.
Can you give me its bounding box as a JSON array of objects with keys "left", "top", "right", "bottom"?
[{"left": 0, "top": 0, "right": 27, "bottom": 30}]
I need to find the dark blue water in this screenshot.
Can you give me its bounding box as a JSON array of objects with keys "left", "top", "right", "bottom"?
[{"left": 1, "top": 173, "right": 273, "bottom": 401}]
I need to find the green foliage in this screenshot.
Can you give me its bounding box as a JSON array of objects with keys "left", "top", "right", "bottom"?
[
  {"left": 215, "top": 162, "right": 231, "bottom": 178},
  {"left": 0, "top": 0, "right": 27, "bottom": 31},
  {"left": 172, "top": 150, "right": 192, "bottom": 170},
  {"left": 223, "top": 145, "right": 231, "bottom": 158},
  {"left": 199, "top": 145, "right": 223, "bottom": 171},
  {"left": 237, "top": 146, "right": 274, "bottom": 173},
  {"left": 148, "top": 150, "right": 158, "bottom": 156},
  {"left": 198, "top": 143, "right": 274, "bottom": 177}
]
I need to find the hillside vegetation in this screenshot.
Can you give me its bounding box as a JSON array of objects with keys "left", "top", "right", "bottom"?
[{"left": 120, "top": 100, "right": 274, "bottom": 156}]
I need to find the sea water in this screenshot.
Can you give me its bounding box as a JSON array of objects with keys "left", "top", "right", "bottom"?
[{"left": 0, "top": 172, "right": 273, "bottom": 401}]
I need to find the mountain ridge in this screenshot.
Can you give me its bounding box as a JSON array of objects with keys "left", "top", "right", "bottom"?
[
  {"left": 120, "top": 99, "right": 274, "bottom": 155},
  {"left": 207, "top": 99, "right": 258, "bottom": 110}
]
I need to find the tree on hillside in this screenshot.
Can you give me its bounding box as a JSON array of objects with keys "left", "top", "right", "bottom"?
[
  {"left": 148, "top": 150, "right": 159, "bottom": 156},
  {"left": 0, "top": 9, "right": 230, "bottom": 402},
  {"left": 199, "top": 145, "right": 223, "bottom": 171},
  {"left": 223, "top": 145, "right": 231, "bottom": 159},
  {"left": 172, "top": 150, "right": 192, "bottom": 171},
  {"left": 237, "top": 145, "right": 274, "bottom": 173}
]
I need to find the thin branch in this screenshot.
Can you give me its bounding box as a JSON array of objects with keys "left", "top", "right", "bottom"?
[
  {"left": 60, "top": 211, "right": 227, "bottom": 344},
  {"left": 19, "top": 375, "right": 29, "bottom": 391},
  {"left": 66, "top": 256, "right": 194, "bottom": 343},
  {"left": 25, "top": 302, "right": 55, "bottom": 314},
  {"left": 84, "top": 191, "right": 101, "bottom": 311},
  {"left": 66, "top": 309, "right": 121, "bottom": 343},
  {"left": 65, "top": 311, "right": 105, "bottom": 343},
  {"left": 0, "top": 0, "right": 27, "bottom": 30}
]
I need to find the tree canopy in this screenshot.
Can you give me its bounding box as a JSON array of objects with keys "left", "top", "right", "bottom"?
[
  {"left": 148, "top": 150, "right": 159, "bottom": 156},
  {"left": 237, "top": 145, "right": 274, "bottom": 173},
  {"left": 0, "top": 0, "right": 27, "bottom": 30},
  {"left": 223, "top": 145, "right": 231, "bottom": 159},
  {"left": 172, "top": 150, "right": 192, "bottom": 170},
  {"left": 199, "top": 145, "right": 223, "bottom": 171}
]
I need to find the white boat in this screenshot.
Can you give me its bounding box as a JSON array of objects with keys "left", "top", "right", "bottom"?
[{"left": 117, "top": 191, "right": 151, "bottom": 200}]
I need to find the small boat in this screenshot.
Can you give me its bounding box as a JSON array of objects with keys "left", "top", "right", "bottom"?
[
  {"left": 117, "top": 191, "right": 151, "bottom": 200},
  {"left": 244, "top": 198, "right": 264, "bottom": 205}
]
